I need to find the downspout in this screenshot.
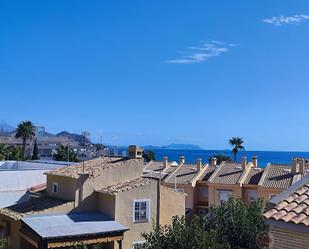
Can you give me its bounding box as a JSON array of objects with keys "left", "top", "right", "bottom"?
[{"left": 156, "top": 178, "right": 161, "bottom": 229}]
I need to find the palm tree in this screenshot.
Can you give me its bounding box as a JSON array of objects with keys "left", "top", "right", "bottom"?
[
  {"left": 15, "top": 121, "right": 36, "bottom": 159},
  {"left": 229, "top": 137, "right": 245, "bottom": 162}
]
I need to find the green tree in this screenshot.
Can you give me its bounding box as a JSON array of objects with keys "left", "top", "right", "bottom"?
[
  {"left": 7, "top": 146, "right": 22, "bottom": 160},
  {"left": 0, "top": 144, "right": 22, "bottom": 161},
  {"left": 143, "top": 150, "right": 156, "bottom": 162},
  {"left": 15, "top": 121, "right": 36, "bottom": 159},
  {"left": 31, "top": 139, "right": 39, "bottom": 160},
  {"left": 229, "top": 137, "right": 245, "bottom": 162},
  {"left": 0, "top": 144, "right": 9, "bottom": 160},
  {"left": 208, "top": 154, "right": 231, "bottom": 165},
  {"left": 206, "top": 198, "right": 267, "bottom": 249},
  {"left": 0, "top": 239, "right": 8, "bottom": 249},
  {"left": 142, "top": 198, "right": 267, "bottom": 249},
  {"left": 53, "top": 145, "right": 80, "bottom": 162},
  {"left": 141, "top": 216, "right": 226, "bottom": 249}
]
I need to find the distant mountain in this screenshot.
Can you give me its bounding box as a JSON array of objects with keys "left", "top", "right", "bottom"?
[
  {"left": 144, "top": 143, "right": 204, "bottom": 150},
  {"left": 56, "top": 131, "right": 90, "bottom": 144},
  {"left": 0, "top": 120, "right": 15, "bottom": 133}
]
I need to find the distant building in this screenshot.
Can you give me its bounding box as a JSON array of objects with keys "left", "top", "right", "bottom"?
[{"left": 144, "top": 156, "right": 309, "bottom": 217}]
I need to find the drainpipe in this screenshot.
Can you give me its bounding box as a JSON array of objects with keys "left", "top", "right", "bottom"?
[{"left": 156, "top": 178, "right": 161, "bottom": 229}]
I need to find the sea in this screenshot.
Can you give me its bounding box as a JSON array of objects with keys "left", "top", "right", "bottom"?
[{"left": 144, "top": 149, "right": 309, "bottom": 168}]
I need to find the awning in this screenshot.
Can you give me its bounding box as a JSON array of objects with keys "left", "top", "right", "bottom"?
[{"left": 21, "top": 212, "right": 129, "bottom": 248}]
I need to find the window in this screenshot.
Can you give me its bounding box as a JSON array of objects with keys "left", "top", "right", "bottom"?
[
  {"left": 52, "top": 182, "right": 58, "bottom": 193},
  {"left": 132, "top": 241, "right": 145, "bottom": 249},
  {"left": 133, "top": 199, "right": 150, "bottom": 223},
  {"left": 218, "top": 190, "right": 232, "bottom": 202},
  {"left": 198, "top": 187, "right": 209, "bottom": 199},
  {"left": 247, "top": 190, "right": 259, "bottom": 205}
]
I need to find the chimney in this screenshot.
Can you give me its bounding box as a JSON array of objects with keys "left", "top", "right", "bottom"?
[
  {"left": 292, "top": 158, "right": 300, "bottom": 174},
  {"left": 163, "top": 156, "right": 168, "bottom": 168},
  {"left": 300, "top": 158, "right": 306, "bottom": 175},
  {"left": 196, "top": 158, "right": 202, "bottom": 171},
  {"left": 252, "top": 156, "right": 258, "bottom": 167},
  {"left": 242, "top": 156, "right": 247, "bottom": 171},
  {"left": 211, "top": 157, "right": 217, "bottom": 166},
  {"left": 179, "top": 156, "right": 185, "bottom": 165}
]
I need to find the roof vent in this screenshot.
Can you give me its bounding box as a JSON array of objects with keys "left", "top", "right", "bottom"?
[
  {"left": 283, "top": 168, "right": 291, "bottom": 173},
  {"left": 235, "top": 166, "right": 242, "bottom": 170},
  {"left": 253, "top": 168, "right": 262, "bottom": 171},
  {"left": 170, "top": 161, "right": 179, "bottom": 167}
]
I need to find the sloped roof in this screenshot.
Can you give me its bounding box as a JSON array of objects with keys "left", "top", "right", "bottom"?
[
  {"left": 264, "top": 179, "right": 309, "bottom": 227},
  {"left": 258, "top": 164, "right": 296, "bottom": 189},
  {"left": 164, "top": 164, "right": 201, "bottom": 185},
  {"left": 0, "top": 198, "right": 73, "bottom": 220},
  {"left": 97, "top": 177, "right": 156, "bottom": 195},
  {"left": 208, "top": 162, "right": 247, "bottom": 185},
  {"left": 243, "top": 168, "right": 264, "bottom": 185},
  {"left": 198, "top": 165, "right": 216, "bottom": 182},
  {"left": 46, "top": 157, "right": 143, "bottom": 179}
]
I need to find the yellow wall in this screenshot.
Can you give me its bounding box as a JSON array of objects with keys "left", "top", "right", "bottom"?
[
  {"left": 114, "top": 181, "right": 158, "bottom": 249},
  {"left": 159, "top": 186, "right": 185, "bottom": 226},
  {"left": 46, "top": 175, "right": 77, "bottom": 201}
]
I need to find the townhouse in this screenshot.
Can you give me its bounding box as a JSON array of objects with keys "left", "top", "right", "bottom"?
[{"left": 0, "top": 146, "right": 185, "bottom": 249}]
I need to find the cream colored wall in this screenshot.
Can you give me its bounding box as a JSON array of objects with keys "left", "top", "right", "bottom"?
[
  {"left": 46, "top": 175, "right": 77, "bottom": 201},
  {"left": 98, "top": 193, "right": 116, "bottom": 219},
  {"left": 269, "top": 226, "right": 309, "bottom": 249},
  {"left": 258, "top": 188, "right": 283, "bottom": 208},
  {"left": 0, "top": 215, "right": 20, "bottom": 249},
  {"left": 75, "top": 161, "right": 145, "bottom": 211},
  {"left": 159, "top": 186, "right": 185, "bottom": 226},
  {"left": 114, "top": 181, "right": 158, "bottom": 249},
  {"left": 162, "top": 183, "right": 194, "bottom": 210},
  {"left": 208, "top": 184, "right": 242, "bottom": 206}
]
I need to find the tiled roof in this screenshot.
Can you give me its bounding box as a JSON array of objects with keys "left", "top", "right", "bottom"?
[
  {"left": 243, "top": 168, "right": 264, "bottom": 185},
  {"left": 144, "top": 161, "right": 165, "bottom": 172},
  {"left": 0, "top": 198, "right": 73, "bottom": 220},
  {"left": 258, "top": 164, "right": 296, "bottom": 189},
  {"left": 199, "top": 165, "right": 216, "bottom": 181},
  {"left": 28, "top": 183, "right": 47, "bottom": 193},
  {"left": 164, "top": 164, "right": 201, "bottom": 185},
  {"left": 97, "top": 177, "right": 156, "bottom": 195},
  {"left": 46, "top": 157, "right": 143, "bottom": 179},
  {"left": 264, "top": 183, "right": 309, "bottom": 226},
  {"left": 208, "top": 162, "right": 246, "bottom": 185}
]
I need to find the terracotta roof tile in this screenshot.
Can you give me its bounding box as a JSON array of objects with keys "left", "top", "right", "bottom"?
[
  {"left": 259, "top": 164, "right": 294, "bottom": 189},
  {"left": 96, "top": 177, "right": 156, "bottom": 195},
  {"left": 164, "top": 164, "right": 203, "bottom": 185},
  {"left": 46, "top": 157, "right": 143, "bottom": 178},
  {"left": 264, "top": 178, "right": 309, "bottom": 227},
  {"left": 209, "top": 162, "right": 247, "bottom": 185}
]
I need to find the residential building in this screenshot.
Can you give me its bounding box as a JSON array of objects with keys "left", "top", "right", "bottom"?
[
  {"left": 0, "top": 160, "right": 74, "bottom": 208},
  {"left": 264, "top": 175, "right": 309, "bottom": 249},
  {"left": 0, "top": 146, "right": 185, "bottom": 249}
]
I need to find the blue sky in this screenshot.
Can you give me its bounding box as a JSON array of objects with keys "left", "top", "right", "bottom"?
[{"left": 1, "top": 1, "right": 309, "bottom": 151}]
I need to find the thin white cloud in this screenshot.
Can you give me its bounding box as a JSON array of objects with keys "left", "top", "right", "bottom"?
[
  {"left": 263, "top": 14, "right": 309, "bottom": 26},
  {"left": 166, "top": 41, "right": 235, "bottom": 64}
]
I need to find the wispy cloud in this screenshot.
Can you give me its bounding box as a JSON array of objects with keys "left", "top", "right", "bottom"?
[
  {"left": 166, "top": 40, "right": 236, "bottom": 64},
  {"left": 263, "top": 14, "right": 309, "bottom": 26}
]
